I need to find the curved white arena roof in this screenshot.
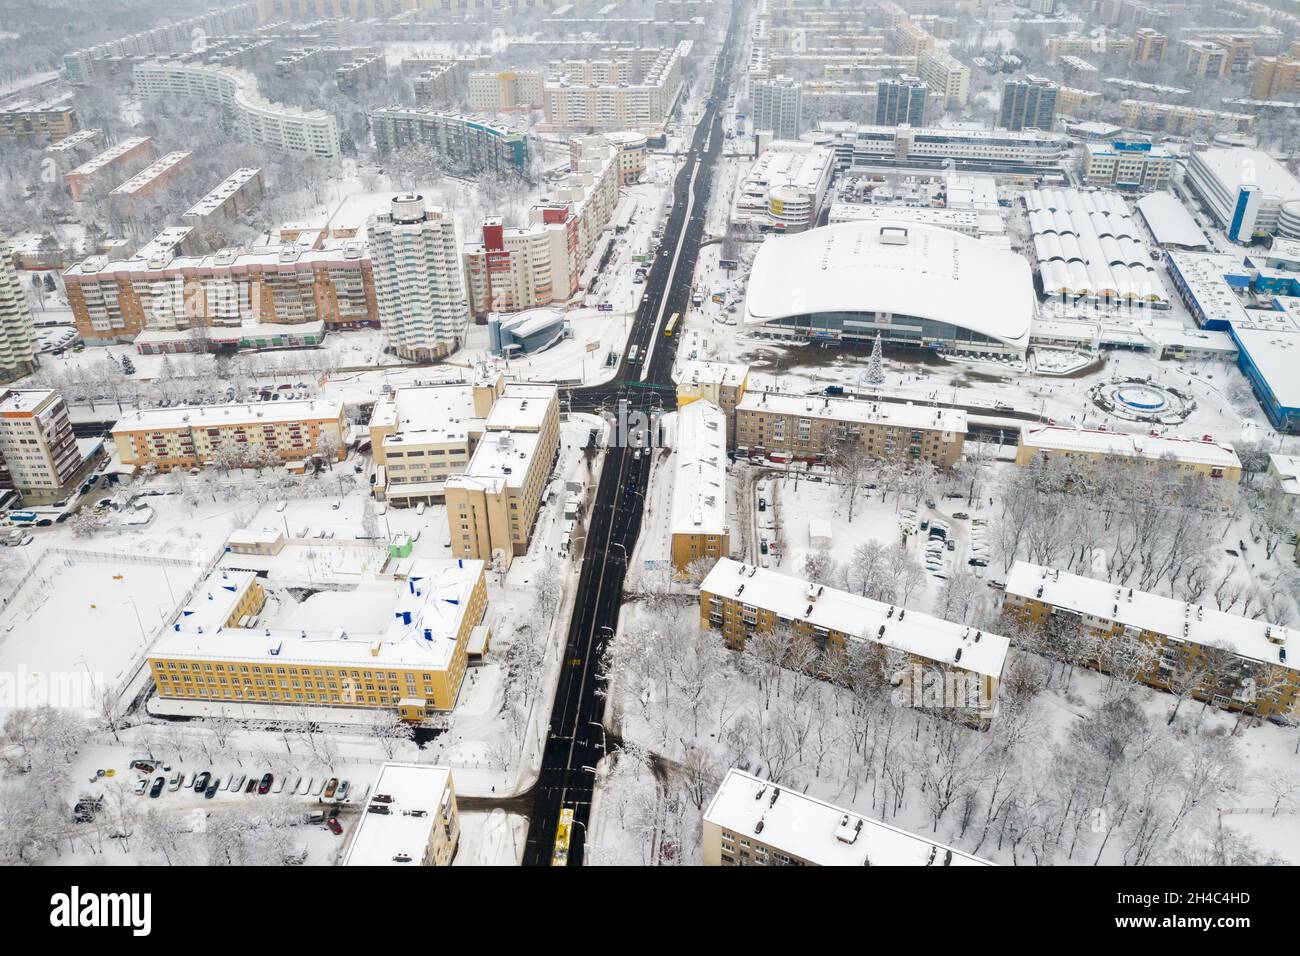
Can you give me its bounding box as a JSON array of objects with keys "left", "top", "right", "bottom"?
[{"left": 743, "top": 220, "right": 1035, "bottom": 349}]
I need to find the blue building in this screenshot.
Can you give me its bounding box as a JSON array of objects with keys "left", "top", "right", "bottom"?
[{"left": 488, "top": 308, "right": 567, "bottom": 357}]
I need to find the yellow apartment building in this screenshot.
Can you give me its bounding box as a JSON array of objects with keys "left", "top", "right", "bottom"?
[
  {"left": 669, "top": 399, "right": 729, "bottom": 573},
  {"left": 1015, "top": 424, "right": 1242, "bottom": 482},
  {"left": 113, "top": 400, "right": 347, "bottom": 473},
  {"left": 735, "top": 391, "right": 966, "bottom": 468},
  {"left": 1003, "top": 562, "right": 1299, "bottom": 719},
  {"left": 676, "top": 360, "right": 748, "bottom": 447},
  {"left": 700, "top": 559, "right": 1008, "bottom": 725}
]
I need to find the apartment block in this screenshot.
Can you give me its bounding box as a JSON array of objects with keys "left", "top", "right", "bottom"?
[
  {"left": 64, "top": 242, "right": 376, "bottom": 342},
  {"left": 182, "top": 167, "right": 265, "bottom": 228},
  {"left": 1132, "top": 27, "right": 1167, "bottom": 62},
  {"left": 1253, "top": 44, "right": 1300, "bottom": 99},
  {"left": 343, "top": 764, "right": 460, "bottom": 866},
  {"left": 542, "top": 42, "right": 688, "bottom": 129},
  {"left": 917, "top": 48, "right": 969, "bottom": 108},
  {"left": 1015, "top": 424, "right": 1241, "bottom": 482},
  {"left": 111, "top": 399, "right": 347, "bottom": 473},
  {"left": 444, "top": 383, "right": 560, "bottom": 567},
  {"left": 65, "top": 136, "right": 154, "bottom": 202},
  {"left": 1183, "top": 40, "right": 1229, "bottom": 79},
  {"left": 675, "top": 359, "right": 748, "bottom": 446},
  {"left": 0, "top": 389, "right": 85, "bottom": 502},
  {"left": 704, "top": 769, "right": 993, "bottom": 866},
  {"left": 735, "top": 391, "right": 966, "bottom": 468},
  {"left": 463, "top": 216, "right": 574, "bottom": 318},
  {"left": 370, "top": 109, "right": 530, "bottom": 177},
  {"left": 752, "top": 75, "right": 803, "bottom": 139},
  {"left": 1119, "top": 100, "right": 1254, "bottom": 135},
  {"left": 875, "top": 75, "right": 927, "bottom": 127},
  {"left": 108, "top": 151, "right": 192, "bottom": 202},
  {"left": 0, "top": 96, "right": 79, "bottom": 141},
  {"left": 0, "top": 233, "right": 39, "bottom": 381},
  {"left": 369, "top": 371, "right": 506, "bottom": 505},
  {"left": 148, "top": 560, "right": 488, "bottom": 718},
  {"left": 669, "top": 400, "right": 729, "bottom": 573},
  {"left": 133, "top": 61, "right": 341, "bottom": 158},
  {"left": 999, "top": 76, "right": 1057, "bottom": 132},
  {"left": 1004, "top": 562, "right": 1299, "bottom": 719},
  {"left": 369, "top": 196, "right": 470, "bottom": 361},
  {"left": 700, "top": 559, "right": 1008, "bottom": 725},
  {"left": 1082, "top": 141, "right": 1173, "bottom": 190},
  {"left": 468, "top": 69, "right": 545, "bottom": 111}
]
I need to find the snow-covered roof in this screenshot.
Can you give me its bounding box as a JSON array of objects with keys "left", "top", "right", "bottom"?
[
  {"left": 151, "top": 560, "right": 485, "bottom": 671},
  {"left": 174, "top": 570, "right": 259, "bottom": 632},
  {"left": 669, "top": 401, "right": 728, "bottom": 538},
  {"left": 699, "top": 559, "right": 1009, "bottom": 679},
  {"left": 108, "top": 151, "right": 191, "bottom": 196},
  {"left": 705, "top": 769, "right": 993, "bottom": 866},
  {"left": 1193, "top": 148, "right": 1300, "bottom": 203},
  {"left": 1005, "top": 562, "right": 1296, "bottom": 671},
  {"left": 112, "top": 399, "right": 343, "bottom": 433},
  {"left": 1231, "top": 327, "right": 1300, "bottom": 410},
  {"left": 483, "top": 384, "right": 556, "bottom": 432},
  {"left": 1135, "top": 191, "right": 1209, "bottom": 251},
  {"left": 738, "top": 390, "right": 967, "bottom": 434},
  {"left": 1165, "top": 252, "right": 1255, "bottom": 328},
  {"left": 370, "top": 381, "right": 482, "bottom": 440},
  {"left": 1019, "top": 424, "right": 1241, "bottom": 470},
  {"left": 341, "top": 763, "right": 454, "bottom": 866},
  {"left": 226, "top": 527, "right": 284, "bottom": 547},
  {"left": 676, "top": 360, "right": 748, "bottom": 390},
  {"left": 1268, "top": 452, "right": 1300, "bottom": 495},
  {"left": 743, "top": 220, "right": 1035, "bottom": 351},
  {"left": 459, "top": 429, "right": 541, "bottom": 489}
]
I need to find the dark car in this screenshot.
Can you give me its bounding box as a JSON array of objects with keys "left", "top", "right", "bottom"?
[
  {"left": 258, "top": 773, "right": 273, "bottom": 795},
  {"left": 326, "top": 817, "right": 343, "bottom": 836},
  {"left": 35, "top": 518, "right": 52, "bottom": 527},
  {"left": 149, "top": 777, "right": 165, "bottom": 798},
  {"left": 204, "top": 777, "right": 221, "bottom": 799},
  {"left": 244, "top": 777, "right": 257, "bottom": 793},
  {"left": 193, "top": 771, "right": 211, "bottom": 793}
]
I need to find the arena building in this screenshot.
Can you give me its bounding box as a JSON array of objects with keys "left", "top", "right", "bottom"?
[{"left": 743, "top": 220, "right": 1034, "bottom": 356}]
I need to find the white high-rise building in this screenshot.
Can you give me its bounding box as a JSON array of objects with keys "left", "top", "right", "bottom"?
[
  {"left": 0, "top": 233, "right": 38, "bottom": 380},
  {"left": 752, "top": 76, "right": 802, "bottom": 139},
  {"left": 368, "top": 196, "right": 471, "bottom": 362}
]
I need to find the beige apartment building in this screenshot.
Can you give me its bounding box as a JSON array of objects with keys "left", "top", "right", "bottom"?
[
  {"left": 149, "top": 560, "right": 489, "bottom": 718},
  {"left": 676, "top": 360, "right": 748, "bottom": 447},
  {"left": 1015, "top": 425, "right": 1242, "bottom": 483},
  {"left": 468, "top": 69, "right": 545, "bottom": 111},
  {"left": 0, "top": 389, "right": 89, "bottom": 503},
  {"left": 700, "top": 559, "right": 1008, "bottom": 726},
  {"left": 704, "top": 768, "right": 993, "bottom": 866},
  {"left": 1004, "top": 562, "right": 1299, "bottom": 720},
  {"left": 669, "top": 400, "right": 729, "bottom": 573},
  {"left": 112, "top": 399, "right": 347, "bottom": 473},
  {"left": 343, "top": 763, "right": 460, "bottom": 866},
  {"left": 445, "top": 384, "right": 560, "bottom": 567},
  {"left": 735, "top": 391, "right": 966, "bottom": 468}
]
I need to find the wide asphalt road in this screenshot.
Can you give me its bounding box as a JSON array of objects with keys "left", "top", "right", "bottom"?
[{"left": 522, "top": 0, "right": 744, "bottom": 866}]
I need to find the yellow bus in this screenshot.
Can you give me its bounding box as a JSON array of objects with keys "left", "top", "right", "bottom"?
[
  {"left": 551, "top": 807, "right": 574, "bottom": 866},
  {"left": 664, "top": 312, "right": 680, "bottom": 337}
]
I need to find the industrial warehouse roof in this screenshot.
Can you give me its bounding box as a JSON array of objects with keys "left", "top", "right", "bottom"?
[
  {"left": 669, "top": 400, "right": 728, "bottom": 538},
  {"left": 1005, "top": 562, "right": 1295, "bottom": 671},
  {"left": 705, "top": 769, "right": 994, "bottom": 867},
  {"left": 1135, "top": 191, "right": 1210, "bottom": 251},
  {"left": 699, "top": 559, "right": 1009, "bottom": 679},
  {"left": 743, "top": 220, "right": 1035, "bottom": 350},
  {"left": 1022, "top": 188, "right": 1169, "bottom": 303}
]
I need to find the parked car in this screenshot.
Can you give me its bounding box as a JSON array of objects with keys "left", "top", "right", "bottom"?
[
  {"left": 323, "top": 778, "right": 339, "bottom": 799},
  {"left": 204, "top": 777, "right": 221, "bottom": 799},
  {"left": 953, "top": 512, "right": 970, "bottom": 520},
  {"left": 193, "top": 771, "right": 211, "bottom": 793},
  {"left": 228, "top": 773, "right": 246, "bottom": 792},
  {"left": 133, "top": 778, "right": 148, "bottom": 795},
  {"left": 326, "top": 817, "right": 343, "bottom": 835},
  {"left": 168, "top": 772, "right": 182, "bottom": 793},
  {"left": 258, "top": 773, "right": 273, "bottom": 795},
  {"left": 149, "top": 777, "right": 165, "bottom": 798},
  {"left": 335, "top": 780, "right": 350, "bottom": 801}
]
